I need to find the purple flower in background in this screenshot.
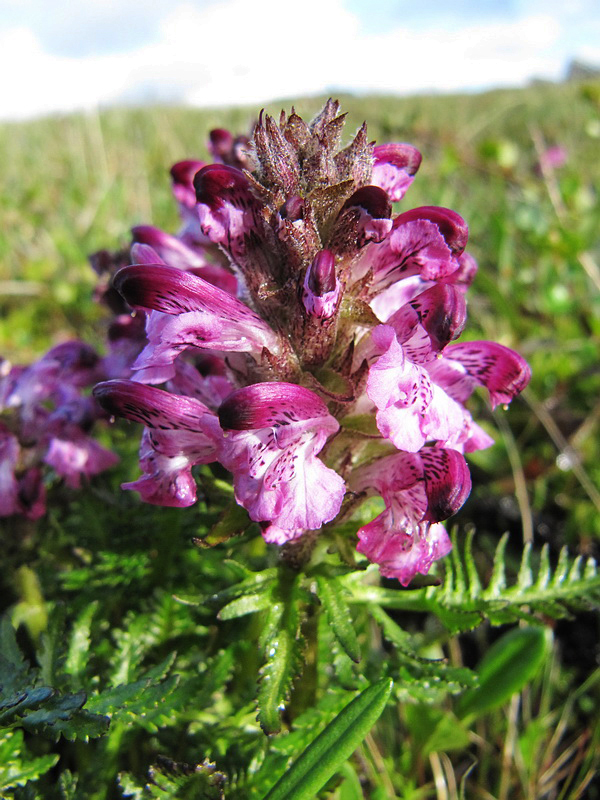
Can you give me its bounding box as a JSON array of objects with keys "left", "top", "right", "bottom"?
[
  {"left": 0, "top": 343, "right": 118, "bottom": 518},
  {"left": 93, "top": 100, "right": 531, "bottom": 584}
]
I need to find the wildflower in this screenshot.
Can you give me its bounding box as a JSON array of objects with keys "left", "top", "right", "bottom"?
[
  {"left": 94, "top": 100, "right": 530, "bottom": 584},
  {"left": 0, "top": 342, "right": 118, "bottom": 518}
]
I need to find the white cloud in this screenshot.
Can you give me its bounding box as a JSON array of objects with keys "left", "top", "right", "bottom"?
[{"left": 0, "top": 0, "right": 593, "bottom": 121}]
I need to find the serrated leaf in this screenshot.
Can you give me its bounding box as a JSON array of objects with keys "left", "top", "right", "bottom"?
[
  {"left": 315, "top": 576, "right": 360, "bottom": 663},
  {"left": 65, "top": 601, "right": 98, "bottom": 686},
  {"left": 209, "top": 569, "right": 278, "bottom": 610},
  {"left": 257, "top": 569, "right": 305, "bottom": 735},
  {"left": 344, "top": 535, "right": 600, "bottom": 633},
  {"left": 456, "top": 626, "right": 550, "bottom": 720},
  {"left": 0, "top": 683, "right": 54, "bottom": 721},
  {"left": 261, "top": 679, "right": 392, "bottom": 800},
  {"left": 0, "top": 730, "right": 59, "bottom": 791},
  {"left": 21, "top": 691, "right": 109, "bottom": 741},
  {"left": 218, "top": 591, "right": 274, "bottom": 620},
  {"left": 371, "top": 605, "right": 476, "bottom": 698},
  {"left": 85, "top": 674, "right": 179, "bottom": 719},
  {"left": 59, "top": 769, "right": 78, "bottom": 800}
]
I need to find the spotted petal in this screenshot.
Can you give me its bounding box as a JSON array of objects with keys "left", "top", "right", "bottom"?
[
  {"left": 218, "top": 383, "right": 345, "bottom": 541},
  {"left": 351, "top": 447, "right": 470, "bottom": 585},
  {"left": 114, "top": 264, "right": 282, "bottom": 365},
  {"left": 428, "top": 341, "right": 531, "bottom": 408}
]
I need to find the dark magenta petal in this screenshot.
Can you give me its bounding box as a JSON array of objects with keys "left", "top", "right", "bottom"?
[
  {"left": 447, "top": 251, "right": 478, "bottom": 290},
  {"left": 307, "top": 250, "right": 336, "bottom": 295},
  {"left": 408, "top": 284, "right": 467, "bottom": 349},
  {"left": 219, "top": 382, "right": 330, "bottom": 430},
  {"left": 342, "top": 186, "right": 392, "bottom": 220},
  {"left": 373, "top": 143, "right": 422, "bottom": 176},
  {"left": 170, "top": 159, "right": 206, "bottom": 190},
  {"left": 94, "top": 379, "right": 211, "bottom": 431},
  {"left": 441, "top": 341, "right": 532, "bottom": 407},
  {"left": 208, "top": 128, "right": 233, "bottom": 159},
  {"left": 194, "top": 163, "right": 257, "bottom": 210},
  {"left": 371, "top": 143, "right": 422, "bottom": 202},
  {"left": 116, "top": 264, "right": 246, "bottom": 322},
  {"left": 420, "top": 447, "right": 471, "bottom": 521},
  {"left": 114, "top": 264, "right": 280, "bottom": 355},
  {"left": 170, "top": 159, "right": 206, "bottom": 210},
  {"left": 394, "top": 206, "right": 469, "bottom": 254},
  {"left": 131, "top": 225, "right": 204, "bottom": 268}
]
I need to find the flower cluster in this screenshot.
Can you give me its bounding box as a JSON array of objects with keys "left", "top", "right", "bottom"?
[
  {"left": 0, "top": 342, "right": 118, "bottom": 519},
  {"left": 94, "top": 101, "right": 530, "bottom": 584}
]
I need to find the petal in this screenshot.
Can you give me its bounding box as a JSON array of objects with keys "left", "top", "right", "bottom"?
[
  {"left": 372, "top": 143, "right": 422, "bottom": 202},
  {"left": 93, "top": 379, "right": 214, "bottom": 432},
  {"left": 0, "top": 427, "right": 21, "bottom": 517},
  {"left": 430, "top": 341, "right": 531, "bottom": 408},
  {"left": 218, "top": 383, "right": 344, "bottom": 536},
  {"left": 114, "top": 264, "right": 281, "bottom": 355},
  {"left": 419, "top": 447, "right": 471, "bottom": 521},
  {"left": 394, "top": 206, "right": 468, "bottom": 255},
  {"left": 44, "top": 436, "right": 118, "bottom": 488},
  {"left": 302, "top": 250, "right": 341, "bottom": 319},
  {"left": 357, "top": 521, "right": 451, "bottom": 586},
  {"left": 354, "top": 218, "right": 458, "bottom": 294},
  {"left": 330, "top": 187, "right": 394, "bottom": 256},
  {"left": 122, "top": 429, "right": 198, "bottom": 507},
  {"left": 404, "top": 284, "right": 467, "bottom": 350},
  {"left": 170, "top": 159, "right": 205, "bottom": 210},
  {"left": 218, "top": 382, "right": 332, "bottom": 430}
]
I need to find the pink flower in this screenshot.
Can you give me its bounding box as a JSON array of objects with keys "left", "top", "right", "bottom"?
[
  {"left": 92, "top": 100, "right": 531, "bottom": 584},
  {"left": 218, "top": 383, "right": 345, "bottom": 543},
  {"left": 0, "top": 342, "right": 118, "bottom": 518},
  {"left": 350, "top": 448, "right": 471, "bottom": 585},
  {"left": 93, "top": 379, "right": 221, "bottom": 507}
]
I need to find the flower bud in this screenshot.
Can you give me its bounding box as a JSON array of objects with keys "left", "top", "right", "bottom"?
[{"left": 302, "top": 250, "right": 340, "bottom": 319}]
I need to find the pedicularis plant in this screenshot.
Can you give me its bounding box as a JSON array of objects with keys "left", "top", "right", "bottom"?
[
  {"left": 2, "top": 100, "right": 600, "bottom": 800},
  {"left": 93, "top": 100, "right": 530, "bottom": 582}
]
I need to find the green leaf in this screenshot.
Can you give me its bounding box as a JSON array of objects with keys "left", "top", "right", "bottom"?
[
  {"left": 456, "top": 626, "right": 550, "bottom": 720},
  {"left": 315, "top": 576, "right": 360, "bottom": 663},
  {"left": 257, "top": 569, "right": 305, "bottom": 735},
  {"left": 21, "top": 691, "right": 110, "bottom": 741},
  {"left": 370, "top": 606, "right": 476, "bottom": 702},
  {"left": 65, "top": 601, "right": 98, "bottom": 686},
  {"left": 218, "top": 591, "right": 274, "bottom": 621},
  {"left": 344, "top": 535, "right": 600, "bottom": 633},
  {"left": 261, "top": 678, "right": 392, "bottom": 800},
  {"left": 195, "top": 502, "right": 252, "bottom": 548},
  {"left": 0, "top": 730, "right": 59, "bottom": 791}
]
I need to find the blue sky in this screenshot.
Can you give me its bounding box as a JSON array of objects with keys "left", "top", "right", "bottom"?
[{"left": 1, "top": 0, "right": 599, "bottom": 120}]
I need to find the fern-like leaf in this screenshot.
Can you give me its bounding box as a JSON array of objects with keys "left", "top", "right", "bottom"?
[
  {"left": 344, "top": 531, "right": 600, "bottom": 633},
  {"left": 257, "top": 567, "right": 306, "bottom": 735}
]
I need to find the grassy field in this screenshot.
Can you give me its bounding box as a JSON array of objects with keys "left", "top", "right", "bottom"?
[{"left": 1, "top": 80, "right": 600, "bottom": 798}]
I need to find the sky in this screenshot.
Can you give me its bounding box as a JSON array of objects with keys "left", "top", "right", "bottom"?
[{"left": 1, "top": 0, "right": 599, "bottom": 121}]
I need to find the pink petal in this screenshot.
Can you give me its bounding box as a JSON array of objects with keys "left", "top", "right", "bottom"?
[
  {"left": 114, "top": 264, "right": 281, "bottom": 356},
  {"left": 372, "top": 143, "right": 422, "bottom": 202},
  {"left": 430, "top": 341, "right": 531, "bottom": 408},
  {"left": 93, "top": 379, "right": 215, "bottom": 433},
  {"left": 218, "top": 383, "right": 345, "bottom": 537}
]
